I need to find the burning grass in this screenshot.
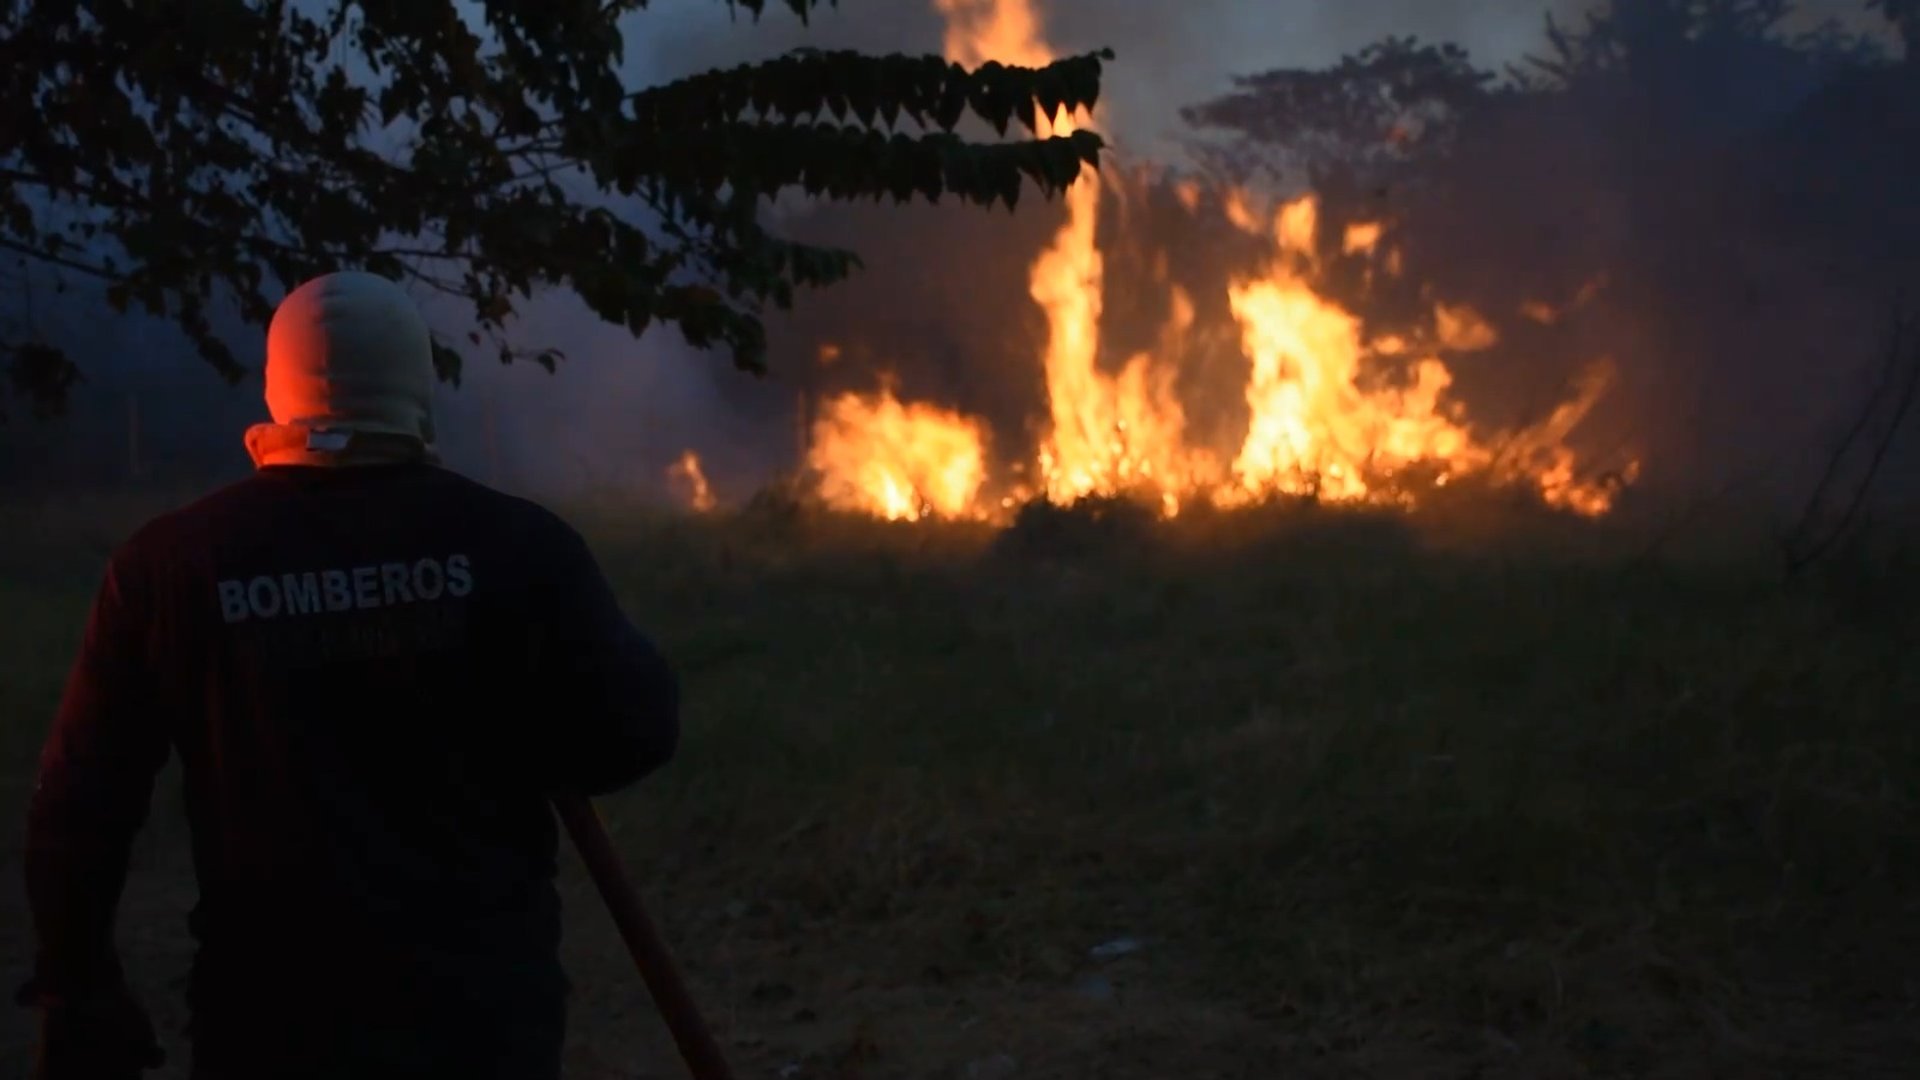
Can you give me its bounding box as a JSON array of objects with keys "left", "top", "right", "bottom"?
[
  {"left": 782, "top": 180, "right": 1637, "bottom": 531},
  {"left": 761, "top": 0, "right": 1638, "bottom": 533},
  {"left": 2, "top": 491, "right": 1916, "bottom": 1078}
]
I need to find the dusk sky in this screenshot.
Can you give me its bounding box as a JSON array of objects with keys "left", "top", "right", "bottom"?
[
  {"left": 625, "top": 0, "right": 1590, "bottom": 158},
  {"left": 620, "top": 0, "right": 1885, "bottom": 156},
  {"left": 13, "top": 0, "right": 1903, "bottom": 496},
  {"left": 401, "top": 0, "right": 1904, "bottom": 497},
  {"left": 433, "top": 0, "right": 1613, "bottom": 492}
]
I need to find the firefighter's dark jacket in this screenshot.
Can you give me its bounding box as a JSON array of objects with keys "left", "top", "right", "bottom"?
[{"left": 20, "top": 463, "right": 680, "bottom": 1046}]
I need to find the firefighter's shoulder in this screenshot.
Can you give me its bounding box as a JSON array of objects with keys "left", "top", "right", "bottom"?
[{"left": 106, "top": 474, "right": 264, "bottom": 575}]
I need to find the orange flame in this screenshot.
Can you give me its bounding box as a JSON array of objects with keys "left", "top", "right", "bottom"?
[
  {"left": 1343, "top": 221, "right": 1384, "bottom": 256},
  {"left": 795, "top": 0, "right": 1634, "bottom": 524},
  {"left": 1521, "top": 274, "right": 1609, "bottom": 326},
  {"left": 667, "top": 450, "right": 716, "bottom": 512},
  {"left": 1223, "top": 192, "right": 1625, "bottom": 512},
  {"left": 1225, "top": 199, "right": 1481, "bottom": 505},
  {"left": 807, "top": 383, "right": 990, "bottom": 521},
  {"left": 941, "top": 0, "right": 1220, "bottom": 513}
]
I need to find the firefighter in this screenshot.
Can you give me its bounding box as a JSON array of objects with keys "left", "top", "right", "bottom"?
[{"left": 18, "top": 270, "right": 681, "bottom": 1079}]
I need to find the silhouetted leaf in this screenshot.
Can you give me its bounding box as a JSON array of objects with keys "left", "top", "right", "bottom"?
[
  {"left": 3, "top": 343, "right": 83, "bottom": 420},
  {"left": 0, "top": 0, "right": 1110, "bottom": 411}
]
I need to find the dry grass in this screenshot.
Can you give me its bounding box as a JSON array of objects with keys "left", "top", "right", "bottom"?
[{"left": 2, "top": 489, "right": 1917, "bottom": 1078}]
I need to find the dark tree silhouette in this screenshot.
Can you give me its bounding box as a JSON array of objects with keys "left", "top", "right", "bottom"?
[
  {"left": 1178, "top": 0, "right": 1882, "bottom": 194},
  {"left": 1779, "top": 303, "right": 1920, "bottom": 575},
  {"left": 0, "top": 0, "right": 1112, "bottom": 417},
  {"left": 1869, "top": 0, "right": 1920, "bottom": 59},
  {"left": 1175, "top": 0, "right": 1909, "bottom": 509},
  {"left": 1178, "top": 36, "right": 1493, "bottom": 189}
]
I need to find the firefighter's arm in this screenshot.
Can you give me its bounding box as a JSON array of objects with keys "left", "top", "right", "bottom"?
[
  {"left": 18, "top": 553, "right": 169, "bottom": 1072},
  {"left": 528, "top": 522, "right": 681, "bottom": 797}
]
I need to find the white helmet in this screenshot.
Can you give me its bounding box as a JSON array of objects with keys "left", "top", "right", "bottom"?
[{"left": 263, "top": 270, "right": 435, "bottom": 444}]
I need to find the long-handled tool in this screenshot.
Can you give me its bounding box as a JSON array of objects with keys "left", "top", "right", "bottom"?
[{"left": 555, "top": 796, "right": 737, "bottom": 1080}]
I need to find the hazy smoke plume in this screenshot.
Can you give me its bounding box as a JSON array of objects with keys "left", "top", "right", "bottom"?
[
  {"left": 497, "top": 0, "right": 1625, "bottom": 503},
  {"left": 507, "top": 0, "right": 1918, "bottom": 511},
  {"left": 6, "top": 0, "right": 1915, "bottom": 520}
]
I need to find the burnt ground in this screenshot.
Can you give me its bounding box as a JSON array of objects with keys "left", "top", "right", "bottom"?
[{"left": 3, "top": 494, "right": 1918, "bottom": 1079}]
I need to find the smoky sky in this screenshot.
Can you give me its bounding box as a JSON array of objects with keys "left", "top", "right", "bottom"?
[
  {"left": 627, "top": 0, "right": 1594, "bottom": 158},
  {"left": 473, "top": 0, "right": 1625, "bottom": 501},
  {"left": 484, "top": 0, "right": 1914, "bottom": 509},
  {"left": 8, "top": 0, "right": 1909, "bottom": 507}
]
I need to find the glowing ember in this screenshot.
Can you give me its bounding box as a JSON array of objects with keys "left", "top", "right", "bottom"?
[
  {"left": 807, "top": 384, "right": 990, "bottom": 522},
  {"left": 794, "top": 0, "right": 1635, "bottom": 524},
  {"left": 666, "top": 450, "right": 716, "bottom": 512},
  {"left": 1224, "top": 189, "right": 1264, "bottom": 233},
  {"left": 1520, "top": 275, "right": 1609, "bottom": 326},
  {"left": 1343, "top": 221, "right": 1384, "bottom": 256},
  {"left": 1434, "top": 303, "right": 1499, "bottom": 352}
]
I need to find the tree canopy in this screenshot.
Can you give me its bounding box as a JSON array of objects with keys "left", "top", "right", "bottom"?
[
  {"left": 1868, "top": 0, "right": 1920, "bottom": 56},
  {"left": 1179, "top": 36, "right": 1492, "bottom": 189},
  {"left": 1179, "top": 0, "right": 1897, "bottom": 193},
  {"left": 1174, "top": 0, "right": 1914, "bottom": 506},
  {"left": 0, "top": 0, "right": 1112, "bottom": 417}
]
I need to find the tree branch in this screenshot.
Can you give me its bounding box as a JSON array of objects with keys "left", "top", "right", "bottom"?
[{"left": 1781, "top": 303, "right": 1920, "bottom": 576}]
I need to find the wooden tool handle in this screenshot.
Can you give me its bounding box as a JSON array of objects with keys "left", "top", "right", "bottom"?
[{"left": 554, "top": 796, "right": 736, "bottom": 1080}]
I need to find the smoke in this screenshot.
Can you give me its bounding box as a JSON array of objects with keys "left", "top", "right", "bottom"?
[
  {"left": 420, "top": 290, "right": 790, "bottom": 502},
  {"left": 480, "top": 0, "right": 1627, "bottom": 502},
  {"left": 12, "top": 0, "right": 1914, "bottom": 520},
  {"left": 614, "top": 0, "right": 1920, "bottom": 516},
  {"left": 624, "top": 0, "right": 1599, "bottom": 157},
  {"left": 1367, "top": 0, "right": 1916, "bottom": 510},
  {"left": 0, "top": 1, "right": 1626, "bottom": 498}
]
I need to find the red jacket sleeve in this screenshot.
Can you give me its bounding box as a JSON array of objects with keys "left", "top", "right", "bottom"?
[{"left": 20, "top": 551, "right": 174, "bottom": 1007}]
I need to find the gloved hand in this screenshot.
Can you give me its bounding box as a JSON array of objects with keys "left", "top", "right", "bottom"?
[{"left": 22, "top": 983, "right": 165, "bottom": 1080}]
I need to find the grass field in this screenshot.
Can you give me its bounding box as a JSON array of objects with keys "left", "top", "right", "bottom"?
[{"left": 3, "top": 487, "right": 1917, "bottom": 1078}]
